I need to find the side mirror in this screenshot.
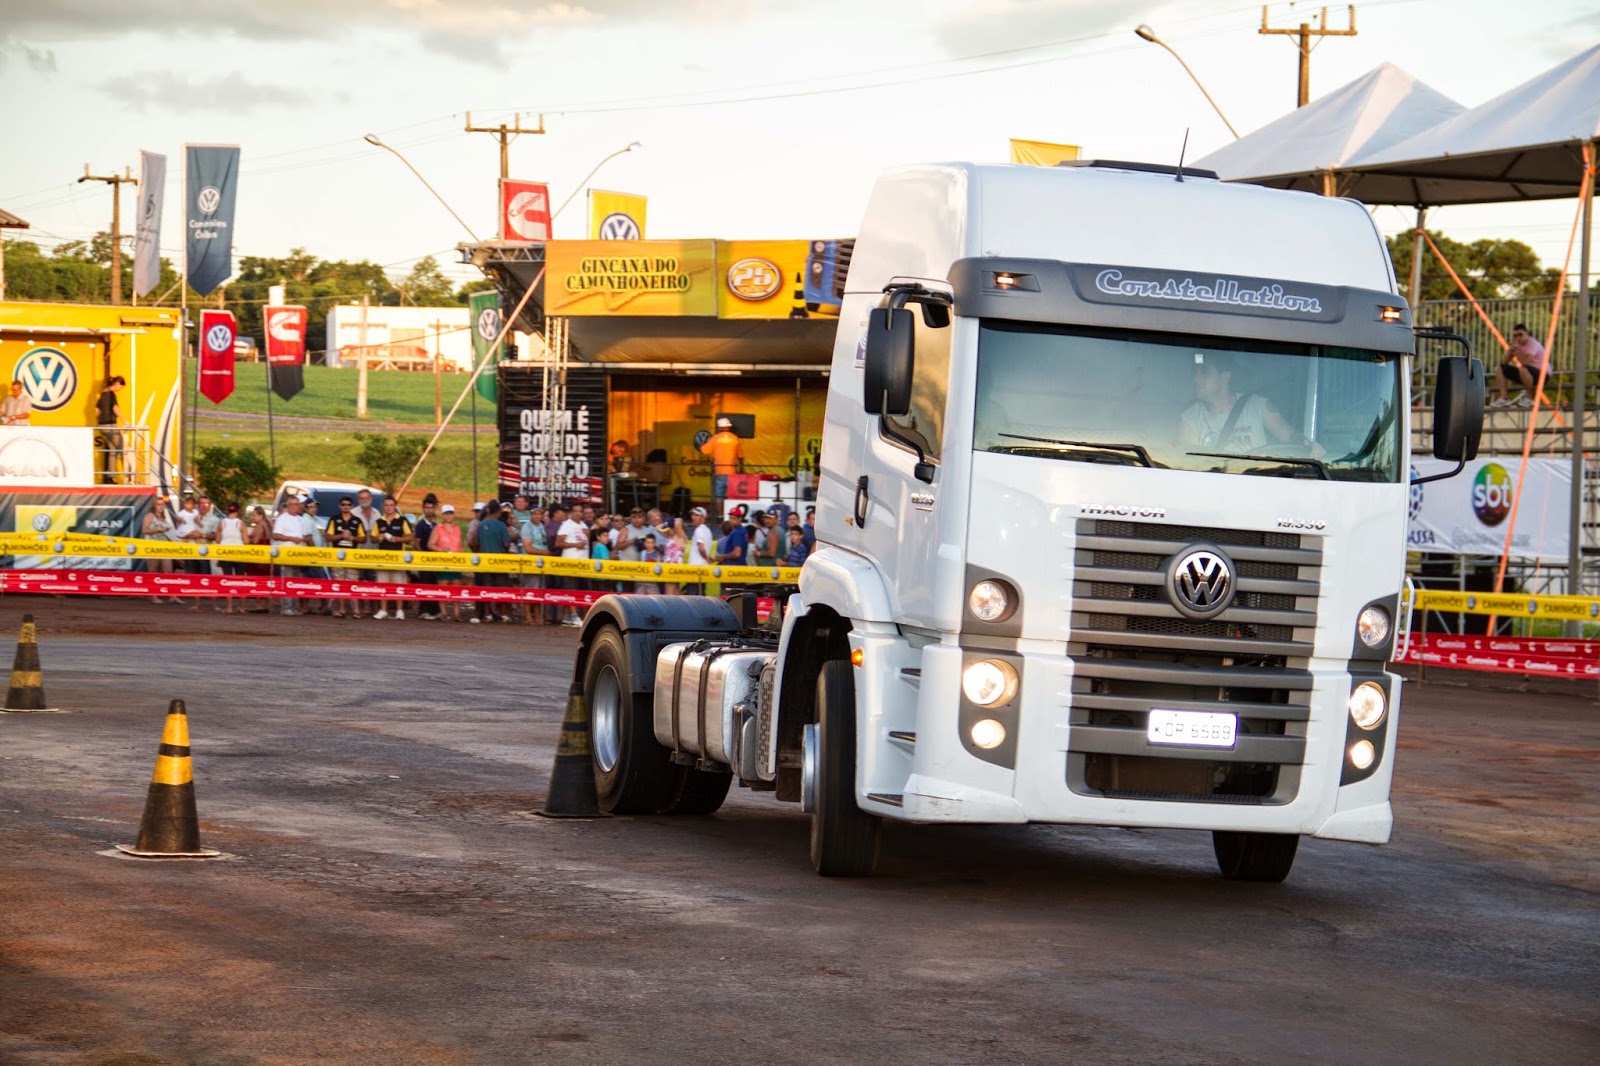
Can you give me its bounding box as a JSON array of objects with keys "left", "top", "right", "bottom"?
[
  {"left": 864, "top": 307, "right": 914, "bottom": 416},
  {"left": 1433, "top": 355, "right": 1485, "bottom": 461}
]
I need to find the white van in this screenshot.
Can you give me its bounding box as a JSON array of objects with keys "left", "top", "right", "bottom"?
[{"left": 270, "top": 479, "right": 385, "bottom": 518}]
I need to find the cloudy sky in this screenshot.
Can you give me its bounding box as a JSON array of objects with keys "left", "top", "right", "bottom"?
[{"left": 1, "top": 0, "right": 1595, "bottom": 290}]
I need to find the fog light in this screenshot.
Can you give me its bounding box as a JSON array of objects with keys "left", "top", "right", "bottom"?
[
  {"left": 968, "top": 579, "right": 1016, "bottom": 623},
  {"left": 970, "top": 718, "right": 1006, "bottom": 749},
  {"left": 1348, "top": 681, "right": 1386, "bottom": 730},
  {"left": 1349, "top": 738, "right": 1376, "bottom": 770},
  {"left": 1357, "top": 605, "right": 1392, "bottom": 648},
  {"left": 961, "top": 659, "right": 1018, "bottom": 707}
]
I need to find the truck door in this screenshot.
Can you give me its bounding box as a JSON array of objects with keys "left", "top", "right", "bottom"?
[{"left": 851, "top": 287, "right": 955, "bottom": 629}]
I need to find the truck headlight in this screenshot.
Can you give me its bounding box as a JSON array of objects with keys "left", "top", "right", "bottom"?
[
  {"left": 1348, "top": 739, "right": 1376, "bottom": 769},
  {"left": 1348, "top": 681, "right": 1386, "bottom": 730},
  {"left": 962, "top": 659, "right": 1018, "bottom": 707},
  {"left": 967, "top": 579, "right": 1016, "bottom": 623},
  {"left": 1357, "top": 605, "right": 1391, "bottom": 648}
]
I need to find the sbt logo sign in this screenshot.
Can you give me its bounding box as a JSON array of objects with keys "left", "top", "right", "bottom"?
[{"left": 1472, "top": 463, "right": 1513, "bottom": 526}]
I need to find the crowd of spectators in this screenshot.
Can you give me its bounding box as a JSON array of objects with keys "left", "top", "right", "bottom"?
[{"left": 135, "top": 490, "right": 817, "bottom": 625}]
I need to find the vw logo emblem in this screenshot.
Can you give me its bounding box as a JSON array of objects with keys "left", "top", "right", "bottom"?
[
  {"left": 598, "top": 212, "right": 640, "bottom": 240},
  {"left": 206, "top": 323, "right": 234, "bottom": 353},
  {"left": 197, "top": 185, "right": 222, "bottom": 213},
  {"left": 1166, "top": 544, "right": 1235, "bottom": 620},
  {"left": 31, "top": 513, "right": 53, "bottom": 532},
  {"left": 476, "top": 307, "right": 501, "bottom": 342},
  {"left": 14, "top": 347, "right": 78, "bottom": 411}
]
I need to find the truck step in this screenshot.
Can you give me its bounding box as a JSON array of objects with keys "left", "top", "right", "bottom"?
[
  {"left": 887, "top": 730, "right": 917, "bottom": 748},
  {"left": 867, "top": 792, "right": 904, "bottom": 807}
]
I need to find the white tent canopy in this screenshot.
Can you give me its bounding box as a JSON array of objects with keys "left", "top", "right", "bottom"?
[
  {"left": 1192, "top": 63, "right": 1464, "bottom": 198},
  {"left": 1347, "top": 43, "right": 1600, "bottom": 205}
]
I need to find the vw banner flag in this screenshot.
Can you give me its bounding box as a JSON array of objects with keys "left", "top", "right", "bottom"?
[
  {"left": 198, "top": 309, "right": 237, "bottom": 404},
  {"left": 185, "top": 144, "right": 240, "bottom": 296},
  {"left": 470, "top": 290, "right": 503, "bottom": 403},
  {"left": 133, "top": 150, "right": 165, "bottom": 298}
]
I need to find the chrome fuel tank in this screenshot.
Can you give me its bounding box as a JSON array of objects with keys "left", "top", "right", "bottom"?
[{"left": 654, "top": 643, "right": 770, "bottom": 766}]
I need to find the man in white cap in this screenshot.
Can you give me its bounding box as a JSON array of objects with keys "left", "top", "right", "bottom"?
[
  {"left": 686, "top": 505, "right": 716, "bottom": 595},
  {"left": 698, "top": 415, "right": 745, "bottom": 515}
]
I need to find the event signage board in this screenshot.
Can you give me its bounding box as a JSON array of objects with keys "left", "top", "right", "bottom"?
[
  {"left": 498, "top": 365, "right": 608, "bottom": 505},
  {"left": 543, "top": 240, "right": 717, "bottom": 317},
  {"left": 499, "top": 178, "right": 551, "bottom": 242},
  {"left": 1408, "top": 456, "right": 1570, "bottom": 561},
  {"left": 470, "top": 290, "right": 503, "bottom": 403},
  {"left": 184, "top": 144, "right": 240, "bottom": 296},
  {"left": 0, "top": 426, "right": 96, "bottom": 486},
  {"left": 198, "top": 309, "right": 237, "bottom": 404},
  {"left": 716, "top": 239, "right": 809, "bottom": 319}
]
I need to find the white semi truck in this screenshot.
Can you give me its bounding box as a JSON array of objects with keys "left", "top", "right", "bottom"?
[{"left": 570, "top": 160, "right": 1483, "bottom": 881}]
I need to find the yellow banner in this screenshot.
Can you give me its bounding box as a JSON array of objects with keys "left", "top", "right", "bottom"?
[
  {"left": 1009, "top": 138, "right": 1080, "bottom": 166},
  {"left": 716, "top": 240, "right": 808, "bottom": 319},
  {"left": 1411, "top": 588, "right": 1600, "bottom": 619},
  {"left": 588, "top": 190, "right": 647, "bottom": 240},
  {"left": 0, "top": 532, "right": 800, "bottom": 585},
  {"left": 544, "top": 240, "right": 717, "bottom": 317}
]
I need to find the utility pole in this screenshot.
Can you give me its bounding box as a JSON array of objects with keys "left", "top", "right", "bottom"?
[
  {"left": 357, "top": 294, "right": 370, "bottom": 419},
  {"left": 1259, "top": 5, "right": 1357, "bottom": 107},
  {"left": 433, "top": 318, "right": 443, "bottom": 428},
  {"left": 464, "top": 112, "right": 546, "bottom": 181},
  {"left": 77, "top": 164, "right": 137, "bottom": 304}
]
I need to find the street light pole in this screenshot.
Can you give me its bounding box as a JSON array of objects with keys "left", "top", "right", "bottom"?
[
  {"left": 550, "top": 142, "right": 643, "bottom": 222},
  {"left": 363, "top": 134, "right": 481, "bottom": 241},
  {"left": 1134, "top": 25, "right": 1240, "bottom": 140}
]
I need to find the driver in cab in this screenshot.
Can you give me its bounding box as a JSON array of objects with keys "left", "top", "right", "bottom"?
[{"left": 1177, "top": 351, "right": 1323, "bottom": 458}]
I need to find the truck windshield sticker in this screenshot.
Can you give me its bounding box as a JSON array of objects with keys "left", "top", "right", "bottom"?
[{"left": 1076, "top": 265, "right": 1342, "bottom": 322}]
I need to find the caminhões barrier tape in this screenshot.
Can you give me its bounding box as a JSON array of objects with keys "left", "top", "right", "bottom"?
[
  {"left": 1409, "top": 588, "right": 1600, "bottom": 620},
  {"left": 0, "top": 533, "right": 802, "bottom": 585}
]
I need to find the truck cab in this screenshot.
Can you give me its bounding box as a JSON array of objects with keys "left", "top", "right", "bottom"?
[{"left": 569, "top": 161, "right": 1482, "bottom": 881}]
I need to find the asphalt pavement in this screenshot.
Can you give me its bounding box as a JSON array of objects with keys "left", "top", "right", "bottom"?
[{"left": 1, "top": 599, "right": 1595, "bottom": 1065}]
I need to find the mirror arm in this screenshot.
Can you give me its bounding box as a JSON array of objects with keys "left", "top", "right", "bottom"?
[
  {"left": 1411, "top": 460, "right": 1465, "bottom": 486},
  {"left": 878, "top": 415, "right": 936, "bottom": 483}
]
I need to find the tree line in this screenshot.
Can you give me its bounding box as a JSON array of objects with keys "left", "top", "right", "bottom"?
[{"left": 1, "top": 238, "right": 493, "bottom": 357}]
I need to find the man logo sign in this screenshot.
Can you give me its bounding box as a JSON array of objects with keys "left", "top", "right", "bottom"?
[
  {"left": 598, "top": 212, "right": 641, "bottom": 240},
  {"left": 15, "top": 346, "right": 78, "bottom": 411},
  {"left": 197, "top": 186, "right": 222, "bottom": 214},
  {"left": 1165, "top": 545, "right": 1235, "bottom": 620},
  {"left": 476, "top": 307, "right": 502, "bottom": 343}
]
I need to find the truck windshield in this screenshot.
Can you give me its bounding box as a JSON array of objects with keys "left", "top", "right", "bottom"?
[{"left": 973, "top": 321, "right": 1402, "bottom": 483}]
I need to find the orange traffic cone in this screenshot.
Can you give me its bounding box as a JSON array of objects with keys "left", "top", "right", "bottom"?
[
  {"left": 5, "top": 614, "right": 60, "bottom": 714},
  {"left": 539, "top": 683, "right": 606, "bottom": 818},
  {"left": 115, "top": 700, "right": 221, "bottom": 859}
]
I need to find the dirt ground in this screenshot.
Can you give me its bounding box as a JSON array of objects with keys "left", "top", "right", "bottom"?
[{"left": 1, "top": 596, "right": 1596, "bottom": 1065}]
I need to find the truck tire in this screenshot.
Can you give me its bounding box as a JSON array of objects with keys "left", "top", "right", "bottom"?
[
  {"left": 664, "top": 766, "right": 732, "bottom": 815},
  {"left": 1212, "top": 830, "right": 1299, "bottom": 882},
  {"left": 809, "top": 659, "right": 881, "bottom": 877},
  {"left": 585, "top": 626, "right": 676, "bottom": 815}
]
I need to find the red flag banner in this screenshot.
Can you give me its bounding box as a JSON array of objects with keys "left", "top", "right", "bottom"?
[
  {"left": 264, "top": 305, "right": 307, "bottom": 365},
  {"left": 500, "top": 178, "right": 551, "bottom": 241},
  {"left": 198, "top": 308, "right": 237, "bottom": 404}
]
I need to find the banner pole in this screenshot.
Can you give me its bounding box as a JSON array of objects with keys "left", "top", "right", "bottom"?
[
  {"left": 265, "top": 359, "right": 276, "bottom": 469},
  {"left": 180, "top": 147, "right": 191, "bottom": 489}
]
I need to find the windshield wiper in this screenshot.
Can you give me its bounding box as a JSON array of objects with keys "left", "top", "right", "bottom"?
[
  {"left": 1187, "top": 451, "right": 1332, "bottom": 481},
  {"left": 997, "top": 433, "right": 1157, "bottom": 468}
]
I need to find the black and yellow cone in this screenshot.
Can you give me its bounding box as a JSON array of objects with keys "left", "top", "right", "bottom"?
[
  {"left": 115, "top": 700, "right": 221, "bottom": 859},
  {"left": 5, "top": 614, "right": 60, "bottom": 714},
  {"left": 538, "top": 683, "right": 607, "bottom": 818}
]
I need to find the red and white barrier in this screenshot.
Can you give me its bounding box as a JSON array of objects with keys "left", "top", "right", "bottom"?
[{"left": 1396, "top": 634, "right": 1600, "bottom": 678}]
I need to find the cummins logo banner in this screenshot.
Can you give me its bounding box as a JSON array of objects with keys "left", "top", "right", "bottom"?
[
  {"left": 264, "top": 305, "right": 308, "bottom": 402},
  {"left": 1409, "top": 456, "right": 1570, "bottom": 561},
  {"left": 185, "top": 144, "right": 240, "bottom": 296}
]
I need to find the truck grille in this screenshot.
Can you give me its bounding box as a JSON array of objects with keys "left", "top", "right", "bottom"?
[{"left": 1066, "top": 519, "right": 1320, "bottom": 805}]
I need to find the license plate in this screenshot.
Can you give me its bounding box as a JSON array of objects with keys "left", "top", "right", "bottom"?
[{"left": 1147, "top": 709, "right": 1237, "bottom": 748}]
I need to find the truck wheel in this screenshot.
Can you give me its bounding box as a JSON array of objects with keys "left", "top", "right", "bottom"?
[
  {"left": 808, "top": 659, "right": 881, "bottom": 877},
  {"left": 664, "top": 766, "right": 732, "bottom": 815},
  {"left": 585, "top": 626, "right": 675, "bottom": 815},
  {"left": 1212, "top": 830, "right": 1299, "bottom": 882}
]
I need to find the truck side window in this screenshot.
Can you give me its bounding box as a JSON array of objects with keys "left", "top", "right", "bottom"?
[{"left": 883, "top": 315, "right": 952, "bottom": 461}]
